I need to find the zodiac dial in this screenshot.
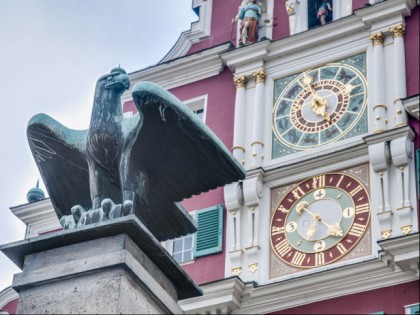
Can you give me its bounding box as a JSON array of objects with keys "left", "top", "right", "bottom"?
[
  {"left": 270, "top": 172, "right": 370, "bottom": 268},
  {"left": 272, "top": 54, "right": 368, "bottom": 158}
]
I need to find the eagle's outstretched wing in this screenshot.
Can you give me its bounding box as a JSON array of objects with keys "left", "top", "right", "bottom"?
[
  {"left": 129, "top": 82, "right": 246, "bottom": 241},
  {"left": 27, "top": 113, "right": 91, "bottom": 218}
]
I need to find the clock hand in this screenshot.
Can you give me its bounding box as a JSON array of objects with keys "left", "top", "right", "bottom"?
[
  {"left": 306, "top": 221, "right": 317, "bottom": 240},
  {"left": 302, "top": 73, "right": 330, "bottom": 122},
  {"left": 298, "top": 204, "right": 343, "bottom": 237}
]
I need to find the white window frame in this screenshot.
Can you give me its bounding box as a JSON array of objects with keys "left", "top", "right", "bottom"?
[
  {"left": 405, "top": 303, "right": 420, "bottom": 314},
  {"left": 183, "top": 95, "right": 208, "bottom": 123},
  {"left": 161, "top": 211, "right": 196, "bottom": 265}
]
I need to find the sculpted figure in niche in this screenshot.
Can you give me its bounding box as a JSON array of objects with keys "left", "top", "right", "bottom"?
[
  {"left": 234, "top": 0, "right": 262, "bottom": 46},
  {"left": 317, "top": 0, "right": 332, "bottom": 25}
]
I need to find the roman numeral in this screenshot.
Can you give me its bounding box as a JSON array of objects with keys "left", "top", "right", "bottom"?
[
  {"left": 350, "top": 185, "right": 363, "bottom": 197},
  {"left": 275, "top": 239, "right": 292, "bottom": 257},
  {"left": 292, "top": 186, "right": 305, "bottom": 200},
  {"left": 336, "top": 242, "right": 347, "bottom": 255},
  {"left": 312, "top": 175, "right": 325, "bottom": 189},
  {"left": 355, "top": 203, "right": 369, "bottom": 214},
  {"left": 336, "top": 175, "right": 344, "bottom": 188},
  {"left": 349, "top": 223, "right": 365, "bottom": 237},
  {"left": 271, "top": 226, "right": 285, "bottom": 235},
  {"left": 291, "top": 252, "right": 306, "bottom": 266},
  {"left": 315, "top": 252, "right": 325, "bottom": 266}
]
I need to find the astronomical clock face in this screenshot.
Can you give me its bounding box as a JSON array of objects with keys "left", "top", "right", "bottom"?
[
  {"left": 270, "top": 172, "right": 370, "bottom": 269},
  {"left": 272, "top": 53, "right": 368, "bottom": 159}
]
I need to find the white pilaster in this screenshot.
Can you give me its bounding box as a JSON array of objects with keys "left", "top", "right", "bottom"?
[
  {"left": 368, "top": 141, "right": 393, "bottom": 240},
  {"left": 390, "top": 130, "right": 415, "bottom": 236},
  {"left": 389, "top": 23, "right": 408, "bottom": 128},
  {"left": 370, "top": 32, "right": 388, "bottom": 134},
  {"left": 251, "top": 70, "right": 266, "bottom": 168},
  {"left": 233, "top": 76, "right": 248, "bottom": 166},
  {"left": 224, "top": 182, "right": 244, "bottom": 277},
  {"left": 242, "top": 173, "right": 263, "bottom": 281}
]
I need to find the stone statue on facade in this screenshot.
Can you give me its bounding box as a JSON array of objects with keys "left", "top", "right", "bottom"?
[
  {"left": 27, "top": 67, "right": 245, "bottom": 241},
  {"left": 233, "top": 0, "right": 262, "bottom": 46}
]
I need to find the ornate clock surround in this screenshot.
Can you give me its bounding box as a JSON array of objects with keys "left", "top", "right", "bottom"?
[
  {"left": 271, "top": 53, "right": 368, "bottom": 159},
  {"left": 269, "top": 164, "right": 372, "bottom": 278}
]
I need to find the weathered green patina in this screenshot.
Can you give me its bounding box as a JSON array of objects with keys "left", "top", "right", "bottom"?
[{"left": 27, "top": 68, "right": 245, "bottom": 241}]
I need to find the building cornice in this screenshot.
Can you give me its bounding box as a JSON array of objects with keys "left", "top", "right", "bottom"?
[
  {"left": 160, "top": 0, "right": 213, "bottom": 63},
  {"left": 11, "top": 199, "right": 55, "bottom": 225},
  {"left": 180, "top": 236, "right": 419, "bottom": 314},
  {"left": 403, "top": 94, "right": 420, "bottom": 120},
  {"left": 122, "top": 43, "right": 231, "bottom": 103},
  {"left": 363, "top": 125, "right": 416, "bottom": 145},
  {"left": 263, "top": 139, "right": 368, "bottom": 187}
]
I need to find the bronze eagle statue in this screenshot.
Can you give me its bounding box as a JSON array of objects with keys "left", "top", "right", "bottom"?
[{"left": 27, "top": 67, "right": 245, "bottom": 241}]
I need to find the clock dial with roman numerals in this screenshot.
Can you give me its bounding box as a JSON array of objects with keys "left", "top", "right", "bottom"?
[
  {"left": 272, "top": 53, "right": 368, "bottom": 159},
  {"left": 270, "top": 172, "right": 370, "bottom": 268}
]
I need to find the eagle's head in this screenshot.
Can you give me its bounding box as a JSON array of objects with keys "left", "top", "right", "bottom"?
[{"left": 97, "top": 67, "right": 130, "bottom": 93}]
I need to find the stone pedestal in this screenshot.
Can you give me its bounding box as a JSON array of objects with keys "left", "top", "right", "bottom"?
[{"left": 0, "top": 215, "right": 202, "bottom": 314}]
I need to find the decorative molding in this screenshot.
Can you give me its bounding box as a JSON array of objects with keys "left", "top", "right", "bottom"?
[
  {"left": 390, "top": 23, "right": 405, "bottom": 38},
  {"left": 10, "top": 199, "right": 61, "bottom": 238},
  {"left": 0, "top": 287, "right": 18, "bottom": 310},
  {"left": 370, "top": 32, "right": 385, "bottom": 46},
  {"left": 233, "top": 76, "right": 248, "bottom": 89},
  {"left": 160, "top": 0, "right": 213, "bottom": 63},
  {"left": 252, "top": 70, "right": 267, "bottom": 84},
  {"left": 379, "top": 233, "right": 419, "bottom": 273},
  {"left": 403, "top": 94, "right": 420, "bottom": 120},
  {"left": 122, "top": 43, "right": 231, "bottom": 102},
  {"left": 180, "top": 246, "right": 418, "bottom": 314}
]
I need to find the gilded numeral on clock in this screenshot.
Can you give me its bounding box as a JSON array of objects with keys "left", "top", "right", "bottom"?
[
  {"left": 291, "top": 251, "right": 306, "bottom": 266},
  {"left": 275, "top": 239, "right": 292, "bottom": 257},
  {"left": 336, "top": 175, "right": 344, "bottom": 188},
  {"left": 315, "top": 252, "right": 325, "bottom": 266},
  {"left": 314, "top": 240, "right": 326, "bottom": 252},
  {"left": 349, "top": 223, "right": 365, "bottom": 237},
  {"left": 292, "top": 186, "right": 305, "bottom": 200},
  {"left": 271, "top": 226, "right": 285, "bottom": 235},
  {"left": 355, "top": 203, "right": 369, "bottom": 214},
  {"left": 349, "top": 185, "right": 363, "bottom": 197},
  {"left": 277, "top": 204, "right": 289, "bottom": 213},
  {"left": 336, "top": 242, "right": 347, "bottom": 255},
  {"left": 312, "top": 175, "right": 325, "bottom": 189}
]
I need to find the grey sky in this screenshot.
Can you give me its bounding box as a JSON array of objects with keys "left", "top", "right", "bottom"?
[{"left": 0, "top": 0, "right": 197, "bottom": 292}]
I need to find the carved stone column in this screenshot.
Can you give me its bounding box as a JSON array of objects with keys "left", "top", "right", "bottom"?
[
  {"left": 286, "top": 0, "right": 298, "bottom": 35},
  {"left": 251, "top": 70, "right": 267, "bottom": 168},
  {"left": 243, "top": 173, "right": 263, "bottom": 280},
  {"left": 370, "top": 32, "right": 388, "bottom": 133},
  {"left": 390, "top": 128, "right": 415, "bottom": 236},
  {"left": 368, "top": 141, "right": 393, "bottom": 240},
  {"left": 232, "top": 76, "right": 248, "bottom": 166},
  {"left": 224, "top": 182, "right": 244, "bottom": 277},
  {"left": 390, "top": 24, "right": 408, "bottom": 128}
]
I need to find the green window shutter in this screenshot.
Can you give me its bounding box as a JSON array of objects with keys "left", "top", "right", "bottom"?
[{"left": 194, "top": 204, "right": 223, "bottom": 258}]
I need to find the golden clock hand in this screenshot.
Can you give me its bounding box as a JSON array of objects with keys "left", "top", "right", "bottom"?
[
  {"left": 299, "top": 205, "right": 343, "bottom": 237},
  {"left": 302, "top": 73, "right": 330, "bottom": 122},
  {"left": 306, "top": 221, "right": 317, "bottom": 240}
]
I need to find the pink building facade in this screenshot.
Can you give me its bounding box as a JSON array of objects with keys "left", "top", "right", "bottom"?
[{"left": 1, "top": 0, "right": 419, "bottom": 314}]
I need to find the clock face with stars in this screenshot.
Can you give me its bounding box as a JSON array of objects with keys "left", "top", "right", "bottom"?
[
  {"left": 271, "top": 53, "right": 368, "bottom": 159},
  {"left": 270, "top": 172, "right": 370, "bottom": 269}
]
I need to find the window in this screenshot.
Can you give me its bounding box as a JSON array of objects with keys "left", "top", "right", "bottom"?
[
  {"left": 163, "top": 204, "right": 224, "bottom": 264},
  {"left": 173, "top": 233, "right": 194, "bottom": 264},
  {"left": 184, "top": 95, "right": 207, "bottom": 123},
  {"left": 308, "top": 0, "right": 332, "bottom": 29},
  {"left": 405, "top": 303, "right": 420, "bottom": 314}
]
